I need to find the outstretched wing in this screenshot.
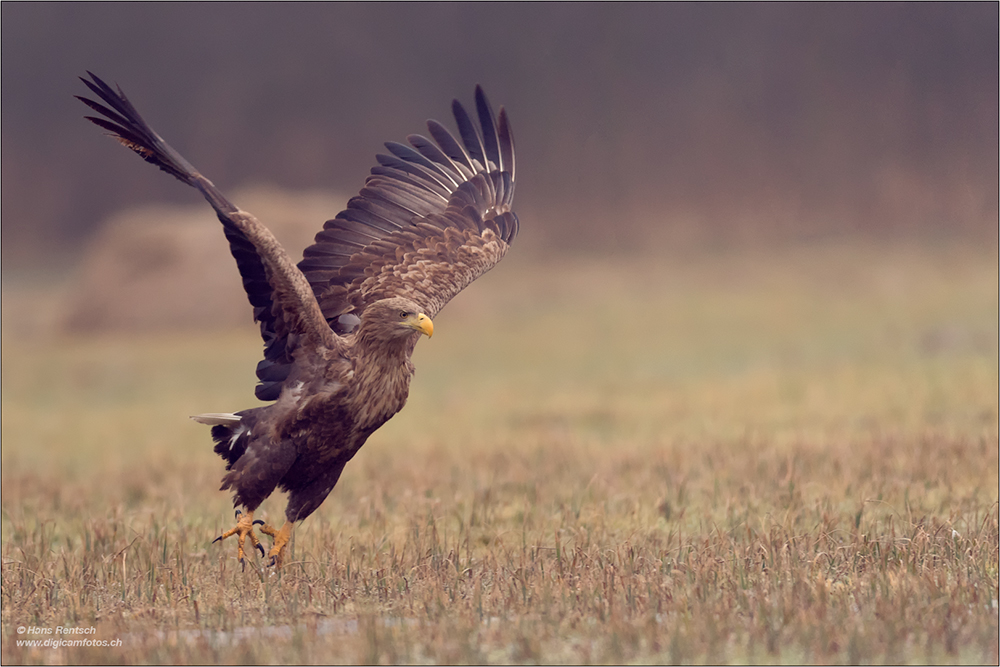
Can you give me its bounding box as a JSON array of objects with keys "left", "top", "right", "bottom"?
[
  {"left": 255, "top": 87, "right": 519, "bottom": 400},
  {"left": 77, "top": 72, "right": 338, "bottom": 401},
  {"left": 301, "top": 86, "right": 517, "bottom": 319}
]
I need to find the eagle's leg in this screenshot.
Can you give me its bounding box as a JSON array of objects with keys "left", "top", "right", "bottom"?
[
  {"left": 257, "top": 521, "right": 293, "bottom": 568},
  {"left": 212, "top": 509, "right": 265, "bottom": 571}
]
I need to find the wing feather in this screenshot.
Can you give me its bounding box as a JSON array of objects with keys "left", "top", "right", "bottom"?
[
  {"left": 383, "top": 141, "right": 461, "bottom": 188},
  {"left": 370, "top": 165, "right": 453, "bottom": 201},
  {"left": 375, "top": 152, "right": 457, "bottom": 192},
  {"left": 406, "top": 134, "right": 466, "bottom": 182},
  {"left": 497, "top": 108, "right": 516, "bottom": 186},
  {"left": 450, "top": 98, "right": 488, "bottom": 172},
  {"left": 426, "top": 119, "right": 477, "bottom": 179},
  {"left": 367, "top": 176, "right": 448, "bottom": 210},
  {"left": 475, "top": 86, "right": 502, "bottom": 173}
]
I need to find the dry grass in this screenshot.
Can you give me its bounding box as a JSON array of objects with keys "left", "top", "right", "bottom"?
[{"left": 2, "top": 241, "right": 997, "bottom": 664}]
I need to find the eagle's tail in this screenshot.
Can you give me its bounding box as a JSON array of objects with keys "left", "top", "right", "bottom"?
[
  {"left": 191, "top": 413, "right": 242, "bottom": 427},
  {"left": 76, "top": 72, "right": 237, "bottom": 215},
  {"left": 192, "top": 412, "right": 251, "bottom": 471}
]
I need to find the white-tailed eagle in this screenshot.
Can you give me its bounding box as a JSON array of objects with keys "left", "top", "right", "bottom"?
[{"left": 77, "top": 73, "right": 517, "bottom": 568}]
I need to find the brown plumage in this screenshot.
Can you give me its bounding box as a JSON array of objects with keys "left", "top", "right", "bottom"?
[{"left": 77, "top": 72, "right": 517, "bottom": 568}]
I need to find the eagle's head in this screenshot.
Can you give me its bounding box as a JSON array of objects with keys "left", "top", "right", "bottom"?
[{"left": 362, "top": 297, "right": 434, "bottom": 341}]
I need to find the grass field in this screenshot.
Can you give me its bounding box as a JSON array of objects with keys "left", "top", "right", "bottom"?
[{"left": 2, "top": 241, "right": 997, "bottom": 664}]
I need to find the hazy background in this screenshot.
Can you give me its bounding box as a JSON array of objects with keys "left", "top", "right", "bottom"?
[{"left": 2, "top": 2, "right": 997, "bottom": 277}]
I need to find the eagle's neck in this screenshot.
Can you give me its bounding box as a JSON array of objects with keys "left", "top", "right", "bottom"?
[
  {"left": 349, "top": 330, "right": 418, "bottom": 429},
  {"left": 353, "top": 324, "right": 419, "bottom": 363}
]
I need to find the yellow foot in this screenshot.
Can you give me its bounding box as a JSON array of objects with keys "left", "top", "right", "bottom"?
[
  {"left": 257, "top": 521, "right": 293, "bottom": 568},
  {"left": 212, "top": 509, "right": 265, "bottom": 571}
]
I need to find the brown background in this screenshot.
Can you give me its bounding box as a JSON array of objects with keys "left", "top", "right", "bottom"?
[{"left": 2, "top": 2, "right": 997, "bottom": 278}]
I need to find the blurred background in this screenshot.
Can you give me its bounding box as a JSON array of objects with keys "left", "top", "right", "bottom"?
[{"left": 1, "top": 2, "right": 997, "bottom": 333}]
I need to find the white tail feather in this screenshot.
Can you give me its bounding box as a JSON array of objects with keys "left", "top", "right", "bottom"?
[{"left": 190, "top": 412, "right": 242, "bottom": 426}]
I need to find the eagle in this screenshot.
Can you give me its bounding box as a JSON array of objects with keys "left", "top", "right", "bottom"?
[{"left": 77, "top": 72, "right": 517, "bottom": 569}]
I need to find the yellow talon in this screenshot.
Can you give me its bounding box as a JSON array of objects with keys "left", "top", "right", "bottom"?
[
  {"left": 213, "top": 509, "right": 265, "bottom": 570},
  {"left": 257, "top": 521, "right": 293, "bottom": 568}
]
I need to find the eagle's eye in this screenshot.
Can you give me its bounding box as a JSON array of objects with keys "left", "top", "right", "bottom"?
[{"left": 399, "top": 311, "right": 409, "bottom": 319}]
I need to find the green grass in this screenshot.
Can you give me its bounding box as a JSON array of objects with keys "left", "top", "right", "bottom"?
[{"left": 2, "top": 241, "right": 997, "bottom": 663}]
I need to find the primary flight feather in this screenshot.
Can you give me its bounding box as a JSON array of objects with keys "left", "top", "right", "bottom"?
[{"left": 77, "top": 72, "right": 518, "bottom": 568}]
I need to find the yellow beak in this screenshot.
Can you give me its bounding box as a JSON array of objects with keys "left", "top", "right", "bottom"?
[{"left": 410, "top": 312, "right": 433, "bottom": 338}]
